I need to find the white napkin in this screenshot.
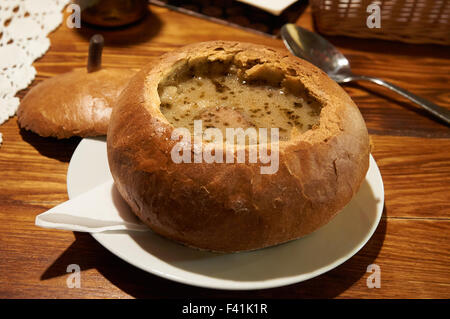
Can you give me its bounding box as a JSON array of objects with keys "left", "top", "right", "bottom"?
[
  {"left": 35, "top": 179, "right": 150, "bottom": 232},
  {"left": 236, "top": 0, "right": 298, "bottom": 16}
]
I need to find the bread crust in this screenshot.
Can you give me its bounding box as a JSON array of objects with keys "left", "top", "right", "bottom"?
[
  {"left": 107, "top": 41, "right": 370, "bottom": 252},
  {"left": 18, "top": 68, "right": 135, "bottom": 139}
]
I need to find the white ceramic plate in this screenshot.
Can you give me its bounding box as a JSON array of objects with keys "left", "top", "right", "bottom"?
[{"left": 67, "top": 137, "right": 384, "bottom": 290}]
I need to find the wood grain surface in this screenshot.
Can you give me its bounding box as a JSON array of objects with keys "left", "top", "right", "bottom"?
[{"left": 0, "top": 5, "right": 449, "bottom": 299}]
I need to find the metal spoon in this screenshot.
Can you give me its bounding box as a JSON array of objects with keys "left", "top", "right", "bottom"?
[{"left": 281, "top": 24, "right": 450, "bottom": 125}]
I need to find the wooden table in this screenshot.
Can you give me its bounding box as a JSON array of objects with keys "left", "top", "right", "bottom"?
[{"left": 0, "top": 5, "right": 449, "bottom": 299}]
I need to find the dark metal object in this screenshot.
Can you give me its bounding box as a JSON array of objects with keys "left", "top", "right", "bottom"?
[
  {"left": 149, "top": 0, "right": 306, "bottom": 38},
  {"left": 87, "top": 34, "right": 104, "bottom": 73}
]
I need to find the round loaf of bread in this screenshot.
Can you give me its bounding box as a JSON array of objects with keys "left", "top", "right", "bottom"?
[
  {"left": 18, "top": 68, "right": 135, "bottom": 139},
  {"left": 107, "top": 41, "right": 370, "bottom": 252}
]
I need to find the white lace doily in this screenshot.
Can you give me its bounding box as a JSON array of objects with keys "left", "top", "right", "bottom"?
[{"left": 0, "top": 0, "right": 70, "bottom": 146}]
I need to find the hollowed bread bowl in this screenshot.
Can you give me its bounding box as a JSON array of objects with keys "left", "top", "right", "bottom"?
[{"left": 107, "top": 41, "right": 370, "bottom": 252}]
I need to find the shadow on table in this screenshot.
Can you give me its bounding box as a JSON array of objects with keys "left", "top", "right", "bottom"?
[
  {"left": 75, "top": 8, "right": 162, "bottom": 47},
  {"left": 20, "top": 128, "right": 81, "bottom": 163},
  {"left": 40, "top": 195, "right": 387, "bottom": 298}
]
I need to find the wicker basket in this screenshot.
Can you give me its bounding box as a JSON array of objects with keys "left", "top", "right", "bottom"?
[{"left": 310, "top": 0, "right": 450, "bottom": 45}]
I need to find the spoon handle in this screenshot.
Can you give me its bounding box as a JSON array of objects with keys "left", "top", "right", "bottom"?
[{"left": 351, "top": 75, "right": 450, "bottom": 125}]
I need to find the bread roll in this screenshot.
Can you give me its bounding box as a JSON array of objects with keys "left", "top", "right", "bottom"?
[{"left": 18, "top": 68, "right": 135, "bottom": 139}]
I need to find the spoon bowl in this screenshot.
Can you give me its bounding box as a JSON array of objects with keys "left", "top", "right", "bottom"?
[{"left": 281, "top": 23, "right": 352, "bottom": 80}]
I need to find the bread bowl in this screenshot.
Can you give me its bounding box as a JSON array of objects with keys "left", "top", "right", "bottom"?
[
  {"left": 17, "top": 68, "right": 135, "bottom": 139},
  {"left": 107, "top": 41, "right": 370, "bottom": 252}
]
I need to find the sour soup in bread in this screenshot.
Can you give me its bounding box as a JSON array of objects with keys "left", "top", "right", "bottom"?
[{"left": 158, "top": 63, "right": 322, "bottom": 143}]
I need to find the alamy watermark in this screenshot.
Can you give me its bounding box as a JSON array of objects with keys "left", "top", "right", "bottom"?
[
  {"left": 366, "top": 264, "right": 381, "bottom": 288},
  {"left": 170, "top": 120, "right": 279, "bottom": 175},
  {"left": 367, "top": 3, "right": 381, "bottom": 29},
  {"left": 66, "top": 4, "right": 81, "bottom": 29},
  {"left": 66, "top": 264, "right": 81, "bottom": 288}
]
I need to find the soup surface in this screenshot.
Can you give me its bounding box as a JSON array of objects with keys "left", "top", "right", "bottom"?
[{"left": 159, "top": 74, "right": 320, "bottom": 141}]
